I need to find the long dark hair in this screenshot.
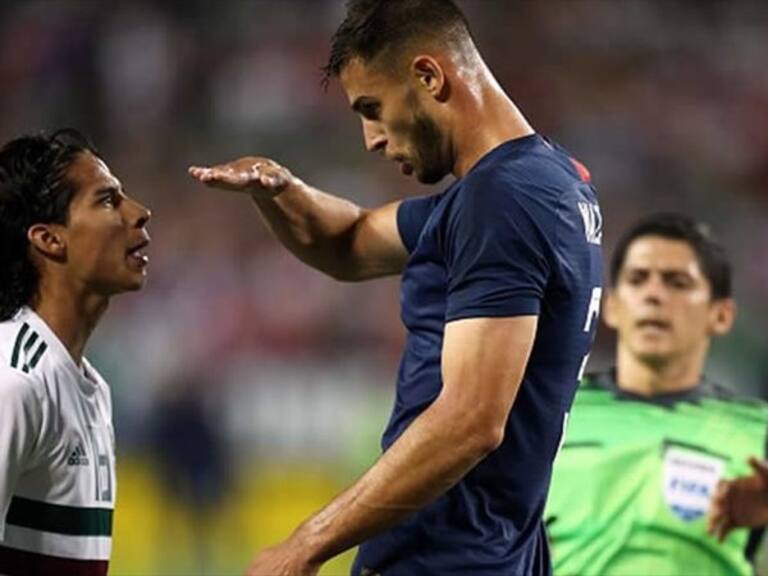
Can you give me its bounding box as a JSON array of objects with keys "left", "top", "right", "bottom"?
[{"left": 0, "top": 129, "right": 99, "bottom": 320}]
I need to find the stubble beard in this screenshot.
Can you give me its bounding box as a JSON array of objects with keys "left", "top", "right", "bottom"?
[{"left": 411, "top": 110, "right": 451, "bottom": 185}]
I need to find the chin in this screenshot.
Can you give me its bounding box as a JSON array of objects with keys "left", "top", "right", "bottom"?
[
  {"left": 118, "top": 274, "right": 149, "bottom": 293},
  {"left": 635, "top": 350, "right": 674, "bottom": 368},
  {"left": 417, "top": 168, "right": 448, "bottom": 185},
  {"left": 128, "top": 276, "right": 148, "bottom": 291}
]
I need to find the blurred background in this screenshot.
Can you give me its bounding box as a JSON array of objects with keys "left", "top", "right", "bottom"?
[{"left": 1, "top": 0, "right": 767, "bottom": 574}]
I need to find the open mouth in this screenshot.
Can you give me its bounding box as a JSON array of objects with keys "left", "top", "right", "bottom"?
[{"left": 127, "top": 239, "right": 150, "bottom": 267}]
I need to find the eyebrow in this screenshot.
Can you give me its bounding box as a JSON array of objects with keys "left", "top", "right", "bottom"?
[
  {"left": 623, "top": 266, "right": 696, "bottom": 279},
  {"left": 92, "top": 185, "right": 121, "bottom": 200}
]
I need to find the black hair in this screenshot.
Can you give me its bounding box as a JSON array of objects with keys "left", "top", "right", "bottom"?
[
  {"left": 323, "top": 0, "right": 473, "bottom": 87},
  {"left": 0, "top": 129, "right": 99, "bottom": 320},
  {"left": 609, "top": 212, "right": 732, "bottom": 300}
]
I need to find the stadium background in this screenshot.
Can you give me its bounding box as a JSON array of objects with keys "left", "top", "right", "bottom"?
[{"left": 1, "top": 0, "right": 767, "bottom": 574}]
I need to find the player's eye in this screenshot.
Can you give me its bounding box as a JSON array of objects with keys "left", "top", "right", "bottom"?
[
  {"left": 360, "top": 103, "right": 381, "bottom": 120},
  {"left": 99, "top": 191, "right": 121, "bottom": 208},
  {"left": 665, "top": 273, "right": 693, "bottom": 290},
  {"left": 624, "top": 270, "right": 647, "bottom": 286}
]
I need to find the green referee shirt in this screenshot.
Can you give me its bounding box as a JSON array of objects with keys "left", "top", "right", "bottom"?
[{"left": 546, "top": 371, "right": 768, "bottom": 576}]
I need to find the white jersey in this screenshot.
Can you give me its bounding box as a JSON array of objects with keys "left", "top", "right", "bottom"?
[{"left": 0, "top": 307, "right": 115, "bottom": 576}]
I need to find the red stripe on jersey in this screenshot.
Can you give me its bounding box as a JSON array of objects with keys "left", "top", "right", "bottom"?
[
  {"left": 569, "top": 158, "right": 592, "bottom": 183},
  {"left": 0, "top": 545, "right": 108, "bottom": 576}
]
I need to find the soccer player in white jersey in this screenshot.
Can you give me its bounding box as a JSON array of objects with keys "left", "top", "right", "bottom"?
[{"left": 0, "top": 129, "right": 151, "bottom": 576}]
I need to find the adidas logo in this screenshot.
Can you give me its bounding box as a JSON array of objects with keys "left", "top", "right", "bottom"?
[{"left": 67, "top": 443, "right": 90, "bottom": 466}]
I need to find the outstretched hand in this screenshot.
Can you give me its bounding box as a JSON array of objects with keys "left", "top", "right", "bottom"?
[
  {"left": 708, "top": 456, "right": 768, "bottom": 541},
  {"left": 189, "top": 157, "right": 294, "bottom": 198}
]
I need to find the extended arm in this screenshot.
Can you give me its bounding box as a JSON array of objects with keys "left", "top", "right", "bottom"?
[
  {"left": 245, "top": 315, "right": 537, "bottom": 575},
  {"left": 189, "top": 157, "right": 407, "bottom": 281}
]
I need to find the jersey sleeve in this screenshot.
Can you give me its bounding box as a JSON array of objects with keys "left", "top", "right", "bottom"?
[
  {"left": 0, "top": 370, "right": 43, "bottom": 539},
  {"left": 397, "top": 194, "right": 441, "bottom": 254},
  {"left": 444, "top": 170, "right": 550, "bottom": 321}
]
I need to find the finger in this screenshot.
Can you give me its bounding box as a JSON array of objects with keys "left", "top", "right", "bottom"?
[
  {"left": 717, "top": 517, "right": 734, "bottom": 542},
  {"left": 708, "top": 496, "right": 726, "bottom": 532},
  {"left": 707, "top": 503, "right": 725, "bottom": 535},
  {"left": 213, "top": 167, "right": 248, "bottom": 185},
  {"left": 189, "top": 164, "right": 247, "bottom": 181},
  {"left": 192, "top": 167, "right": 254, "bottom": 190},
  {"left": 188, "top": 165, "right": 207, "bottom": 175},
  {"left": 749, "top": 457, "right": 768, "bottom": 480},
  {"left": 188, "top": 166, "right": 212, "bottom": 180},
  {"left": 708, "top": 480, "right": 731, "bottom": 536}
]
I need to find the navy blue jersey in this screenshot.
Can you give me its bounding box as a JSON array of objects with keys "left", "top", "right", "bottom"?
[{"left": 352, "top": 135, "right": 603, "bottom": 576}]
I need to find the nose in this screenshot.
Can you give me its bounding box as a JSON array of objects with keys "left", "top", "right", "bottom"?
[
  {"left": 127, "top": 196, "right": 151, "bottom": 228},
  {"left": 137, "top": 206, "right": 151, "bottom": 229},
  {"left": 362, "top": 119, "right": 386, "bottom": 153},
  {"left": 640, "top": 275, "right": 665, "bottom": 306}
]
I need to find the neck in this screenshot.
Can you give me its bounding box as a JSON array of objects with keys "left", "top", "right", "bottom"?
[
  {"left": 31, "top": 280, "right": 109, "bottom": 365},
  {"left": 452, "top": 67, "right": 534, "bottom": 178},
  {"left": 615, "top": 343, "right": 708, "bottom": 397}
]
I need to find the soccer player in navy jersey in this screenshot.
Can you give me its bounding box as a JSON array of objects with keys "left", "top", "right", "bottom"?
[{"left": 189, "top": 1, "right": 602, "bottom": 574}]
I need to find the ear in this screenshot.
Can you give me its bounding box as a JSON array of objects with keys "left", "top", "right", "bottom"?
[
  {"left": 603, "top": 290, "right": 620, "bottom": 330},
  {"left": 27, "top": 223, "right": 66, "bottom": 260},
  {"left": 411, "top": 55, "right": 447, "bottom": 101},
  {"left": 708, "top": 298, "right": 735, "bottom": 336}
]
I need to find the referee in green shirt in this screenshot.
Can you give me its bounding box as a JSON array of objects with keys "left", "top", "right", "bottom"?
[{"left": 546, "top": 213, "right": 768, "bottom": 575}]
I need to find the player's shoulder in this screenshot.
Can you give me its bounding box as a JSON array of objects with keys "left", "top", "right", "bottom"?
[
  {"left": 0, "top": 311, "right": 48, "bottom": 374},
  {"left": 470, "top": 134, "right": 583, "bottom": 185},
  {"left": 0, "top": 364, "right": 43, "bottom": 408},
  {"left": 460, "top": 136, "right": 587, "bottom": 215},
  {"left": 0, "top": 312, "right": 49, "bottom": 407},
  {"left": 699, "top": 379, "right": 768, "bottom": 421},
  {"left": 0, "top": 309, "right": 54, "bottom": 379}
]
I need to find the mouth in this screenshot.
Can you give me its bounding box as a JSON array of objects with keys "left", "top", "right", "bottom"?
[
  {"left": 399, "top": 161, "right": 414, "bottom": 176},
  {"left": 636, "top": 318, "right": 671, "bottom": 331},
  {"left": 126, "top": 238, "right": 150, "bottom": 268}
]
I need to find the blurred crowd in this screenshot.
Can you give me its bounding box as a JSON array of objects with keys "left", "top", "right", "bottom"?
[{"left": 1, "top": 0, "right": 767, "bottom": 458}]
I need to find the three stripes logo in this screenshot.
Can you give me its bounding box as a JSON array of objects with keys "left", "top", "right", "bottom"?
[{"left": 10, "top": 322, "right": 48, "bottom": 374}]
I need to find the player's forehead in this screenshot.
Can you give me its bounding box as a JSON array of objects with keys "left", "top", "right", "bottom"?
[
  {"left": 66, "top": 151, "right": 121, "bottom": 198},
  {"left": 621, "top": 236, "right": 703, "bottom": 277}
]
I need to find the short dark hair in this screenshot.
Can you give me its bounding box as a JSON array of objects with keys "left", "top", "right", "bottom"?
[
  {"left": 610, "top": 212, "right": 732, "bottom": 300},
  {"left": 323, "top": 0, "right": 473, "bottom": 86},
  {"left": 0, "top": 129, "right": 99, "bottom": 321}
]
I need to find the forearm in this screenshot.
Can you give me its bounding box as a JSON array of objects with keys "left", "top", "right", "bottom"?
[
  {"left": 190, "top": 157, "right": 407, "bottom": 280},
  {"left": 292, "top": 396, "right": 498, "bottom": 564},
  {"left": 252, "top": 178, "right": 366, "bottom": 280}
]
